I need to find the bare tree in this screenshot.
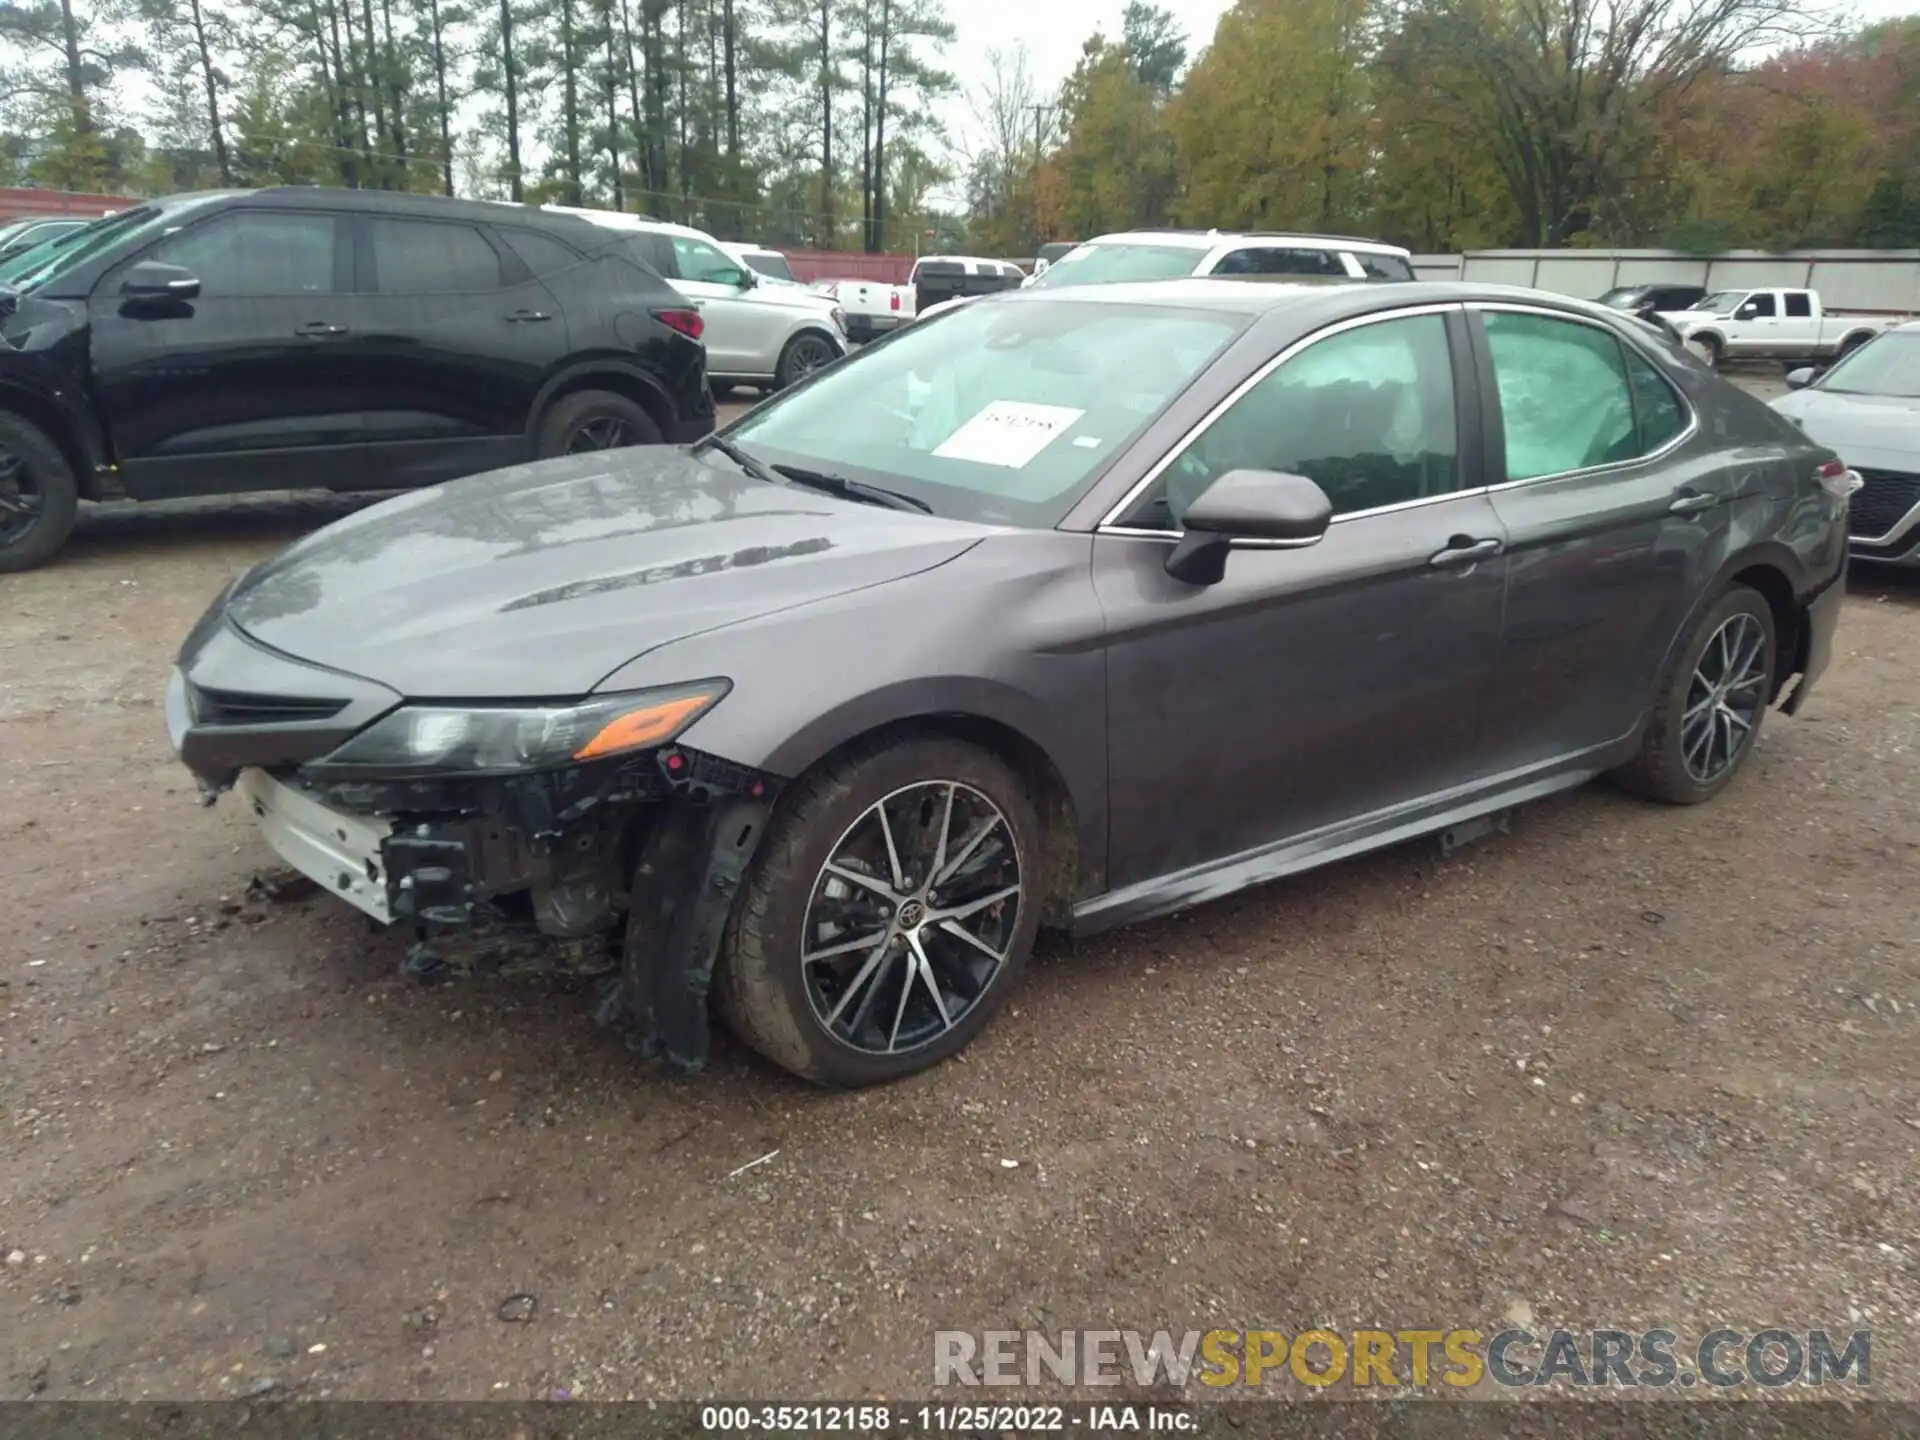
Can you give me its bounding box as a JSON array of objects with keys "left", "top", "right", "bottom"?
[{"left": 1409, "top": 0, "right": 1820, "bottom": 244}]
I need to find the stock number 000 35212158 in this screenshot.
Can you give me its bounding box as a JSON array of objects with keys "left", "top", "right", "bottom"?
[{"left": 699, "top": 1405, "right": 1084, "bottom": 1431}]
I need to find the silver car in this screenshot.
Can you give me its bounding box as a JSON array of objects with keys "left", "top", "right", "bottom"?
[{"left": 1773, "top": 322, "right": 1920, "bottom": 566}]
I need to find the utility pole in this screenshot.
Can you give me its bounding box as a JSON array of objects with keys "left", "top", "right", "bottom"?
[{"left": 1023, "top": 103, "right": 1053, "bottom": 248}]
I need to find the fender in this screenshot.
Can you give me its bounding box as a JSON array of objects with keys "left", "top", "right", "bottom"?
[
  {"left": 525, "top": 353, "right": 678, "bottom": 436},
  {"left": 1650, "top": 540, "right": 1818, "bottom": 702},
  {"left": 759, "top": 673, "right": 1094, "bottom": 808},
  {"left": 0, "top": 375, "right": 111, "bottom": 490}
]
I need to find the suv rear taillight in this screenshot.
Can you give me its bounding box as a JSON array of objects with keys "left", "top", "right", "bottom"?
[
  {"left": 1816, "top": 458, "right": 1864, "bottom": 498},
  {"left": 889, "top": 293, "right": 901, "bottom": 311},
  {"left": 653, "top": 307, "right": 704, "bottom": 341}
]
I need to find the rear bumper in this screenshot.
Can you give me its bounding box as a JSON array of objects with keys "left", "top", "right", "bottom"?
[
  {"left": 843, "top": 314, "right": 903, "bottom": 343},
  {"left": 1783, "top": 564, "right": 1846, "bottom": 715}
]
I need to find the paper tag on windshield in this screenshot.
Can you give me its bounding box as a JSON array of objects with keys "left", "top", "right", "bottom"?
[{"left": 932, "top": 401, "right": 1084, "bottom": 468}]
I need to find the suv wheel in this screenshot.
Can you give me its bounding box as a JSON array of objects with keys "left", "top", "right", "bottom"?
[
  {"left": 536, "top": 390, "right": 663, "bottom": 458},
  {"left": 1613, "top": 585, "right": 1776, "bottom": 804},
  {"left": 0, "top": 413, "right": 79, "bottom": 574},
  {"left": 715, "top": 737, "right": 1041, "bottom": 1087},
  {"left": 775, "top": 331, "right": 838, "bottom": 390}
]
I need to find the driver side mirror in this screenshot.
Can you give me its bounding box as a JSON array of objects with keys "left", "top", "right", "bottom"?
[
  {"left": 1164, "top": 469, "right": 1333, "bottom": 586},
  {"left": 121, "top": 261, "right": 201, "bottom": 300},
  {"left": 726, "top": 266, "right": 756, "bottom": 290},
  {"left": 1785, "top": 366, "right": 1819, "bottom": 389}
]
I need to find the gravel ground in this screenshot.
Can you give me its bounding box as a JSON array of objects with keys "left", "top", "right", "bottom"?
[{"left": 3, "top": 377, "right": 1918, "bottom": 1403}]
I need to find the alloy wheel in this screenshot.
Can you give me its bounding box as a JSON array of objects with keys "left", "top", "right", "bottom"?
[
  {"left": 787, "top": 335, "right": 835, "bottom": 380},
  {"left": 800, "top": 780, "right": 1023, "bottom": 1055},
  {"left": 0, "top": 447, "right": 43, "bottom": 546},
  {"left": 1681, "top": 612, "right": 1768, "bottom": 783},
  {"left": 565, "top": 416, "right": 633, "bottom": 453}
]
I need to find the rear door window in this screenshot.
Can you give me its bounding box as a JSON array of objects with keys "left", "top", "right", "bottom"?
[
  {"left": 367, "top": 217, "right": 504, "bottom": 294},
  {"left": 1483, "top": 311, "right": 1639, "bottom": 478},
  {"left": 1784, "top": 292, "right": 1813, "bottom": 318},
  {"left": 499, "top": 228, "right": 583, "bottom": 278}
]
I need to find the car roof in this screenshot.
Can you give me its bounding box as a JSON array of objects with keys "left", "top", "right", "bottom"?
[
  {"left": 543, "top": 205, "right": 722, "bottom": 243},
  {"left": 170, "top": 187, "right": 624, "bottom": 243},
  {"left": 1081, "top": 228, "right": 1412, "bottom": 257},
  {"left": 977, "top": 277, "right": 1655, "bottom": 328}
]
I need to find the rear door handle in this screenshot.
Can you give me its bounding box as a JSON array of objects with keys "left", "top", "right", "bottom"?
[
  {"left": 1428, "top": 537, "right": 1503, "bottom": 569},
  {"left": 503, "top": 309, "right": 551, "bottom": 323},
  {"left": 294, "top": 321, "right": 348, "bottom": 337},
  {"left": 1669, "top": 491, "right": 1718, "bottom": 516}
]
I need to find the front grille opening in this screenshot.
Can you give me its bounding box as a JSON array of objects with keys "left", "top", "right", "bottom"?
[
  {"left": 1849, "top": 469, "right": 1920, "bottom": 541},
  {"left": 190, "top": 685, "right": 348, "bottom": 727}
]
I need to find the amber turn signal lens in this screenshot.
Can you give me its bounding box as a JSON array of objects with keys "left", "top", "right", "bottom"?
[{"left": 573, "top": 692, "right": 716, "bottom": 760}]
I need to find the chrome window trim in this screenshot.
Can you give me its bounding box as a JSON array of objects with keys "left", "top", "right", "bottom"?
[
  {"left": 1470, "top": 301, "right": 1702, "bottom": 489},
  {"left": 1095, "top": 302, "right": 1468, "bottom": 535}
]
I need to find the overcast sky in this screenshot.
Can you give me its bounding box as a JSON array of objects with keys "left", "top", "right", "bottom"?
[{"left": 933, "top": 0, "right": 1920, "bottom": 168}]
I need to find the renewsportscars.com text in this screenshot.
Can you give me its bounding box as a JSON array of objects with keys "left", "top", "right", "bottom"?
[{"left": 934, "top": 1327, "right": 1872, "bottom": 1389}]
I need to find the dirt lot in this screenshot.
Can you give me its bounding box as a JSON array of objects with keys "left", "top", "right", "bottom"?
[{"left": 3, "top": 380, "right": 1918, "bottom": 1403}]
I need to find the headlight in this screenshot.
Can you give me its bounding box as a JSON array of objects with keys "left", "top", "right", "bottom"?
[{"left": 313, "top": 681, "right": 728, "bottom": 776}]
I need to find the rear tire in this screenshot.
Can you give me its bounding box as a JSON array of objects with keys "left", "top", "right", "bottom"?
[
  {"left": 715, "top": 736, "right": 1041, "bottom": 1087},
  {"left": 535, "top": 390, "right": 663, "bottom": 458},
  {"left": 0, "top": 412, "right": 79, "bottom": 574},
  {"left": 1612, "top": 585, "right": 1776, "bottom": 805}
]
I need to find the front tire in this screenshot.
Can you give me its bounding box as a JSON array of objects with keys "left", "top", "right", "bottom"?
[
  {"left": 715, "top": 737, "right": 1041, "bottom": 1086},
  {"left": 1690, "top": 333, "right": 1724, "bottom": 369},
  {"left": 1613, "top": 585, "right": 1776, "bottom": 805},
  {"left": 536, "top": 390, "right": 663, "bottom": 458},
  {"left": 0, "top": 412, "right": 79, "bottom": 575}
]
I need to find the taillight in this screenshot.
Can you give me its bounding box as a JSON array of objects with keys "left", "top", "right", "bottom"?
[
  {"left": 889, "top": 293, "right": 900, "bottom": 311},
  {"left": 1816, "top": 458, "right": 1863, "bottom": 499},
  {"left": 653, "top": 307, "right": 704, "bottom": 341}
]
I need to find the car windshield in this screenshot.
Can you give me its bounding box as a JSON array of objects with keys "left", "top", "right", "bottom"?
[
  {"left": 1030, "top": 242, "right": 1204, "bottom": 288},
  {"left": 743, "top": 251, "right": 794, "bottom": 282},
  {"left": 2, "top": 207, "right": 169, "bottom": 290},
  {"left": 1817, "top": 331, "right": 1920, "bottom": 398},
  {"left": 724, "top": 296, "right": 1247, "bottom": 526},
  {"left": 1597, "top": 288, "right": 1644, "bottom": 308},
  {"left": 1697, "top": 291, "right": 1747, "bottom": 314}
]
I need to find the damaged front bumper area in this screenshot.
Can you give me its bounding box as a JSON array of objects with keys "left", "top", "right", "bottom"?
[{"left": 166, "top": 619, "right": 779, "bottom": 1075}]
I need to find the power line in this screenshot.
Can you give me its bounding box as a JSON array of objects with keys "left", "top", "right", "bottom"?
[{"left": 204, "top": 131, "right": 951, "bottom": 234}]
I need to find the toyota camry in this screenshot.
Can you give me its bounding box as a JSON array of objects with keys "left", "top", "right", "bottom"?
[{"left": 167, "top": 279, "right": 1851, "bottom": 1086}]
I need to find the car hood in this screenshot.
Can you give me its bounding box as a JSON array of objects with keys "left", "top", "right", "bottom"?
[
  {"left": 224, "top": 448, "right": 987, "bottom": 699},
  {"left": 1771, "top": 388, "right": 1920, "bottom": 471},
  {"left": 736, "top": 282, "right": 841, "bottom": 316}
]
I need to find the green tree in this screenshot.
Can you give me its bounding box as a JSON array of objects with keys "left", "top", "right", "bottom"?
[
  {"left": 1170, "top": 0, "right": 1374, "bottom": 233},
  {"left": 1120, "top": 1, "right": 1183, "bottom": 95}
]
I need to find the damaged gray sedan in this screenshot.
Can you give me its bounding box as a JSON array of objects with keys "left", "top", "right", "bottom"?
[{"left": 168, "top": 279, "right": 1850, "bottom": 1087}]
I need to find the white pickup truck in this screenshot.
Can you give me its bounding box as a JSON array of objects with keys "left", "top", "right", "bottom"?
[
  {"left": 822, "top": 256, "right": 1026, "bottom": 343},
  {"left": 1657, "top": 288, "right": 1909, "bottom": 367}
]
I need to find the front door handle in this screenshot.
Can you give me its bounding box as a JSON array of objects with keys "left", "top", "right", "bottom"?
[
  {"left": 503, "top": 309, "right": 551, "bottom": 323},
  {"left": 294, "top": 321, "right": 348, "bottom": 337},
  {"left": 1669, "top": 491, "right": 1718, "bottom": 516},
  {"left": 1428, "top": 537, "right": 1503, "bottom": 569}
]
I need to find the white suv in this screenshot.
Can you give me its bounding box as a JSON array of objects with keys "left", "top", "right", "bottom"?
[
  {"left": 1030, "top": 230, "right": 1416, "bottom": 287},
  {"left": 546, "top": 207, "right": 849, "bottom": 393}
]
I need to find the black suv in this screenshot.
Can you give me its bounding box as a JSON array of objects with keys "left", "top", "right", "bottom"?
[{"left": 0, "top": 188, "right": 714, "bottom": 571}]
